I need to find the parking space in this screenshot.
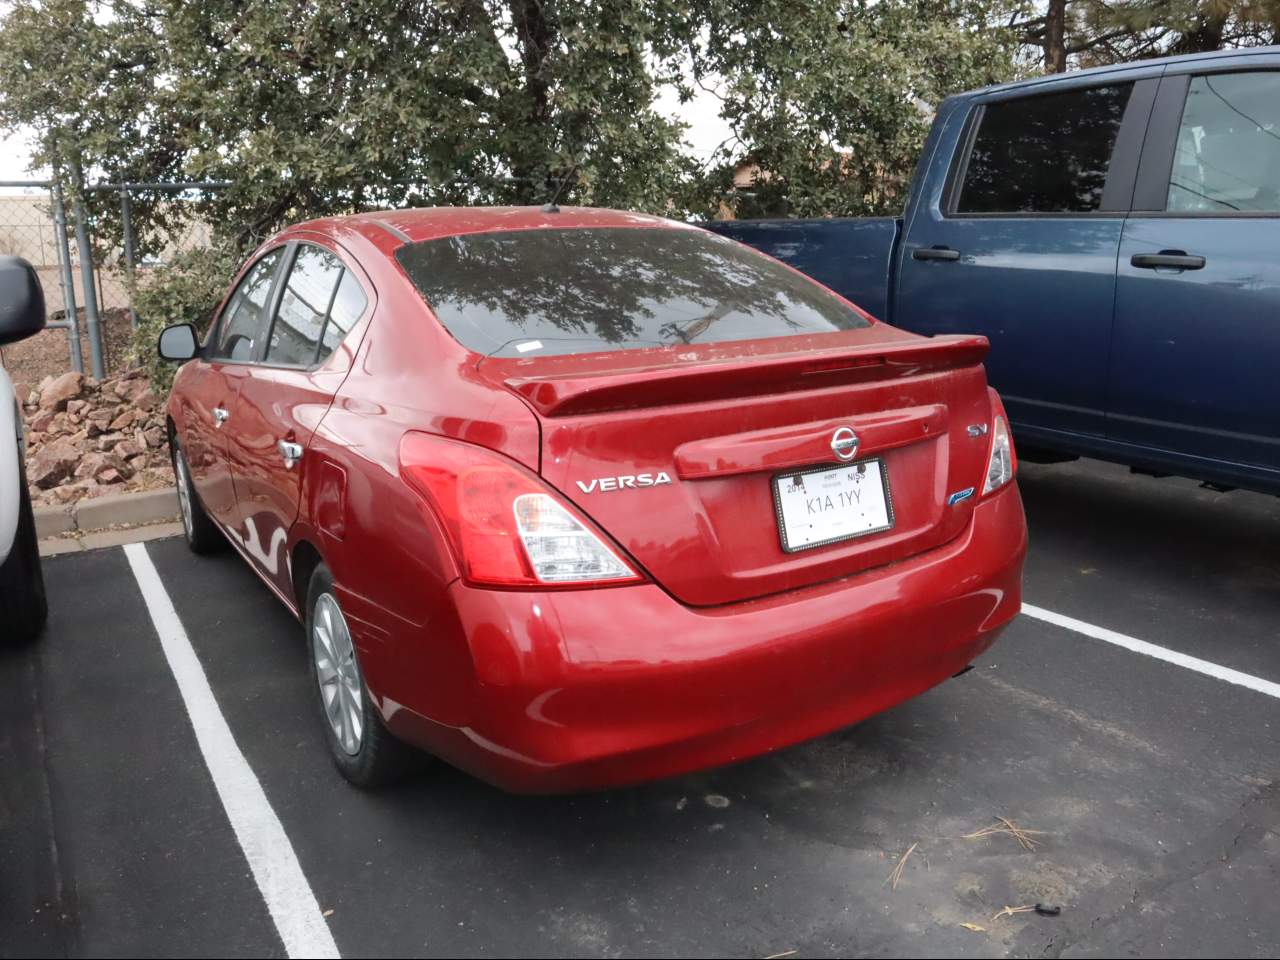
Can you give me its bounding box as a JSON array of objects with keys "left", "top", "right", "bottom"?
[{"left": 3, "top": 459, "right": 1279, "bottom": 959}]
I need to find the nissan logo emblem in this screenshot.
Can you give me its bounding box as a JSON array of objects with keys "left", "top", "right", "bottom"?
[{"left": 831, "top": 427, "right": 859, "bottom": 461}]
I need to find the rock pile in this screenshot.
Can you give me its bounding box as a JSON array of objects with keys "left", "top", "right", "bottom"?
[{"left": 13, "top": 369, "right": 175, "bottom": 505}]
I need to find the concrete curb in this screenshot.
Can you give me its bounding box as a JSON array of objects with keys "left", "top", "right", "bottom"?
[
  {"left": 35, "top": 486, "right": 180, "bottom": 539},
  {"left": 39, "top": 521, "right": 185, "bottom": 557}
]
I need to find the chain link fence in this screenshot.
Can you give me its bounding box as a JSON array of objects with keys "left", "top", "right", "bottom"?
[
  {"left": 0, "top": 179, "right": 228, "bottom": 381},
  {"left": 0, "top": 181, "right": 87, "bottom": 375}
]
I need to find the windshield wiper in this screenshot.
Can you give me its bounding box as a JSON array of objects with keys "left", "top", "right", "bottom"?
[{"left": 659, "top": 301, "right": 737, "bottom": 345}]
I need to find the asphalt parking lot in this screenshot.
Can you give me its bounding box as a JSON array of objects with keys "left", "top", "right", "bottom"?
[{"left": 3, "top": 458, "right": 1278, "bottom": 959}]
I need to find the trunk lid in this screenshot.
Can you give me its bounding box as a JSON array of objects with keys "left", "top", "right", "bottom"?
[{"left": 481, "top": 327, "right": 995, "bottom": 607}]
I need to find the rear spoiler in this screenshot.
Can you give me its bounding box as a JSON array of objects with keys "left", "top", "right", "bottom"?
[{"left": 503, "top": 335, "right": 989, "bottom": 417}]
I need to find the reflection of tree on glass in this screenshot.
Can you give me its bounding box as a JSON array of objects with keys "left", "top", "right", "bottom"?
[
  {"left": 213, "top": 248, "right": 284, "bottom": 361},
  {"left": 395, "top": 227, "right": 870, "bottom": 358},
  {"left": 957, "top": 84, "right": 1133, "bottom": 214},
  {"left": 267, "top": 246, "right": 344, "bottom": 366}
]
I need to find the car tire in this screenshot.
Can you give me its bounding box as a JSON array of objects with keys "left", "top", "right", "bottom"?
[
  {"left": 170, "top": 437, "right": 221, "bottom": 554},
  {"left": 305, "top": 563, "right": 417, "bottom": 788},
  {"left": 0, "top": 456, "right": 47, "bottom": 645}
]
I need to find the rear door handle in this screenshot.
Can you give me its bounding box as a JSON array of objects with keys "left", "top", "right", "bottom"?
[
  {"left": 1131, "top": 251, "right": 1206, "bottom": 270},
  {"left": 278, "top": 440, "right": 304, "bottom": 469},
  {"left": 213, "top": 407, "right": 230, "bottom": 427},
  {"left": 912, "top": 246, "right": 961, "bottom": 262}
]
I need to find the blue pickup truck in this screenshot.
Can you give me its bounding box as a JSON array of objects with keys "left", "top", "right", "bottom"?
[{"left": 709, "top": 46, "right": 1280, "bottom": 497}]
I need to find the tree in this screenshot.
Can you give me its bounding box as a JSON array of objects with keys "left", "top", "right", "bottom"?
[
  {"left": 1045, "top": 0, "right": 1069, "bottom": 71},
  {"left": 1012, "top": 0, "right": 1280, "bottom": 72},
  {"left": 0, "top": 0, "right": 191, "bottom": 249},
  {"left": 0, "top": 0, "right": 1029, "bottom": 243},
  {"left": 0, "top": 0, "right": 704, "bottom": 252},
  {"left": 1100, "top": 0, "right": 1280, "bottom": 57},
  {"left": 684, "top": 0, "right": 1027, "bottom": 218},
  {"left": 155, "top": 0, "right": 705, "bottom": 245}
]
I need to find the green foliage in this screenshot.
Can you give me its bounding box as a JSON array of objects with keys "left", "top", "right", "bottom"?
[
  {"left": 96, "top": 0, "right": 701, "bottom": 245},
  {"left": 0, "top": 1, "right": 195, "bottom": 256},
  {"left": 1098, "top": 0, "right": 1280, "bottom": 57},
  {"left": 1016, "top": 0, "right": 1279, "bottom": 70},
  {"left": 686, "top": 0, "right": 1026, "bottom": 218},
  {"left": 0, "top": 0, "right": 1029, "bottom": 241},
  {"left": 128, "top": 244, "right": 240, "bottom": 392}
]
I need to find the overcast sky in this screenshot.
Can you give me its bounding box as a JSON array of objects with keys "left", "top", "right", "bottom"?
[{"left": 0, "top": 126, "right": 44, "bottom": 186}]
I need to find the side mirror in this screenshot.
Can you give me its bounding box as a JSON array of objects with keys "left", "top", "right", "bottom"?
[
  {"left": 158, "top": 323, "right": 200, "bottom": 362},
  {"left": 0, "top": 255, "right": 47, "bottom": 346}
]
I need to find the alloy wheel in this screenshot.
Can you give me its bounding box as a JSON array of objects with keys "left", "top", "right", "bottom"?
[
  {"left": 175, "top": 450, "right": 195, "bottom": 539},
  {"left": 312, "top": 592, "right": 365, "bottom": 756}
]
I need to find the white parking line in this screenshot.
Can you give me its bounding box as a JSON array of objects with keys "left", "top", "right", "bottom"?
[
  {"left": 123, "top": 543, "right": 341, "bottom": 959},
  {"left": 1022, "top": 602, "right": 1280, "bottom": 701}
]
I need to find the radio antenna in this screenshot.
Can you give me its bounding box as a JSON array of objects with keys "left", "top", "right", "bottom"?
[{"left": 541, "top": 161, "right": 580, "bottom": 213}]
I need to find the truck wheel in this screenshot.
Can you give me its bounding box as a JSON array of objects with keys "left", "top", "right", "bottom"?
[
  {"left": 306, "top": 563, "right": 417, "bottom": 788},
  {"left": 0, "top": 458, "right": 47, "bottom": 645},
  {"left": 171, "top": 438, "right": 222, "bottom": 554}
]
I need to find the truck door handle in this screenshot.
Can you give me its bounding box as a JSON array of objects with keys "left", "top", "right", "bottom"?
[
  {"left": 213, "top": 407, "right": 230, "bottom": 427},
  {"left": 912, "top": 246, "right": 961, "bottom": 262},
  {"left": 277, "top": 440, "right": 304, "bottom": 469},
  {"left": 1131, "top": 251, "right": 1206, "bottom": 270}
]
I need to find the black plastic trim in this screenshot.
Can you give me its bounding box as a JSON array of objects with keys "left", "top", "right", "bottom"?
[{"left": 1132, "top": 74, "right": 1191, "bottom": 211}]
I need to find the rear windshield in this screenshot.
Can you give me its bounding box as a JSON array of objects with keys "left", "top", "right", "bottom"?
[{"left": 394, "top": 226, "right": 869, "bottom": 358}]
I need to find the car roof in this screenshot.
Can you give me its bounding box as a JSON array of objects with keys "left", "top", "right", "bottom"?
[
  {"left": 957, "top": 43, "right": 1280, "bottom": 100},
  {"left": 290, "top": 206, "right": 691, "bottom": 246}
]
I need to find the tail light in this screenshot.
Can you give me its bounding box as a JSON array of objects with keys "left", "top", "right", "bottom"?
[
  {"left": 398, "top": 432, "right": 644, "bottom": 589},
  {"left": 982, "top": 390, "right": 1017, "bottom": 495}
]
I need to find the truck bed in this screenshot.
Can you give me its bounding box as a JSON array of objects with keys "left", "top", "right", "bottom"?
[{"left": 703, "top": 217, "right": 900, "bottom": 322}]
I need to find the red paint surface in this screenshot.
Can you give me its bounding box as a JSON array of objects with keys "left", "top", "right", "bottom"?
[{"left": 168, "top": 207, "right": 1027, "bottom": 792}]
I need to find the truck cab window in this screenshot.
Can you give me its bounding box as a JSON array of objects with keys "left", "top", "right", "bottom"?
[
  {"left": 956, "top": 84, "right": 1133, "bottom": 214},
  {"left": 1167, "top": 72, "right": 1280, "bottom": 213}
]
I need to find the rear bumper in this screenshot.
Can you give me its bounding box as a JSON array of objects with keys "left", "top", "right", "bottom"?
[{"left": 385, "top": 482, "right": 1027, "bottom": 793}]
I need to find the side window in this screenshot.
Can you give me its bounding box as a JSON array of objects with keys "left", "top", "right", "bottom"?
[
  {"left": 211, "top": 249, "right": 284, "bottom": 361},
  {"left": 265, "top": 245, "right": 344, "bottom": 366},
  {"left": 955, "top": 84, "right": 1134, "bottom": 214},
  {"left": 318, "top": 271, "right": 368, "bottom": 361},
  {"left": 1167, "top": 72, "right": 1280, "bottom": 213}
]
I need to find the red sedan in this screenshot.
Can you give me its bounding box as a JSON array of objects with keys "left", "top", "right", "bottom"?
[{"left": 157, "top": 207, "right": 1027, "bottom": 792}]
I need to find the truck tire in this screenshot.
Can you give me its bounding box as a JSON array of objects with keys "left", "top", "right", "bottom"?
[{"left": 0, "top": 457, "right": 47, "bottom": 645}]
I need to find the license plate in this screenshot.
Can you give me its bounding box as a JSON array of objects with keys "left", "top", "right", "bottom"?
[{"left": 771, "top": 459, "right": 895, "bottom": 553}]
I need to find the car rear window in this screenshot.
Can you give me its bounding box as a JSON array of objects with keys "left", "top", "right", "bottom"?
[{"left": 394, "top": 226, "right": 869, "bottom": 358}]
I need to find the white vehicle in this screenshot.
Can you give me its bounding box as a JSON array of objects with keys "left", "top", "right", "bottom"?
[{"left": 0, "top": 256, "right": 48, "bottom": 643}]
